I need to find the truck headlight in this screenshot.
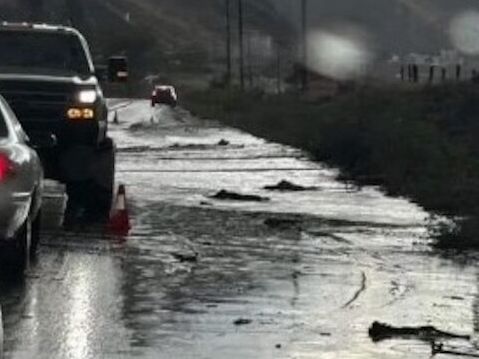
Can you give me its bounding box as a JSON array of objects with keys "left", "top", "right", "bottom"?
[{"left": 77, "top": 90, "right": 97, "bottom": 104}]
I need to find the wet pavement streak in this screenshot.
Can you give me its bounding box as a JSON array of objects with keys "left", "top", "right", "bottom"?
[{"left": 1, "top": 100, "right": 478, "bottom": 358}]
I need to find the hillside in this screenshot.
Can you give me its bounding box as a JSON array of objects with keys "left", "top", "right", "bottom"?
[{"left": 0, "top": 0, "right": 292, "bottom": 83}]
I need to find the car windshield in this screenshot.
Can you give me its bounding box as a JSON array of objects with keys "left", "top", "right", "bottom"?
[{"left": 0, "top": 31, "right": 91, "bottom": 76}]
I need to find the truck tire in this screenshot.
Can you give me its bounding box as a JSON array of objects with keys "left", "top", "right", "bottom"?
[
  {"left": 90, "top": 137, "right": 115, "bottom": 220},
  {"left": 64, "top": 138, "right": 116, "bottom": 224},
  {"left": 64, "top": 181, "right": 86, "bottom": 225}
]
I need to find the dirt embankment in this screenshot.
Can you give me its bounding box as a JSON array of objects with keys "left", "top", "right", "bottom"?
[{"left": 184, "top": 85, "right": 479, "bottom": 248}]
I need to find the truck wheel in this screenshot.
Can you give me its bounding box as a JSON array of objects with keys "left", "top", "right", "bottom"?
[
  {"left": 89, "top": 138, "right": 116, "bottom": 220},
  {"left": 64, "top": 138, "right": 115, "bottom": 224},
  {"left": 65, "top": 180, "right": 112, "bottom": 224},
  {"left": 64, "top": 181, "right": 87, "bottom": 226}
]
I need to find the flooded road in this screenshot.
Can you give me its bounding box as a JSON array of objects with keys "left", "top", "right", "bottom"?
[{"left": 1, "top": 100, "right": 478, "bottom": 358}]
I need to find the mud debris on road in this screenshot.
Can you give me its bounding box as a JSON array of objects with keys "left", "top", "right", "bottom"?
[
  {"left": 368, "top": 321, "right": 471, "bottom": 342},
  {"left": 218, "top": 139, "right": 230, "bottom": 146},
  {"left": 172, "top": 251, "right": 199, "bottom": 263},
  {"left": 264, "top": 180, "right": 318, "bottom": 192},
  {"left": 210, "top": 190, "right": 270, "bottom": 202},
  {"left": 233, "top": 318, "right": 252, "bottom": 326},
  {"left": 264, "top": 217, "right": 302, "bottom": 230}
]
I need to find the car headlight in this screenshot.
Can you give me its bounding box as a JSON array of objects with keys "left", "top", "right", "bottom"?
[{"left": 77, "top": 90, "right": 97, "bottom": 104}]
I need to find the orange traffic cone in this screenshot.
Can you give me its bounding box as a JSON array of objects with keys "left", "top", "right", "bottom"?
[{"left": 107, "top": 184, "right": 131, "bottom": 236}]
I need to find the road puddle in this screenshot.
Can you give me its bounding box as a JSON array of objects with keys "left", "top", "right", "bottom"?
[{"left": 1, "top": 100, "right": 478, "bottom": 359}]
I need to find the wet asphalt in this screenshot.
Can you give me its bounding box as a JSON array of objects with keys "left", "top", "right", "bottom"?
[{"left": 1, "top": 100, "right": 478, "bottom": 358}]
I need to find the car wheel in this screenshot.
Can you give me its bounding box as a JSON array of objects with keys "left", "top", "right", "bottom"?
[
  {"left": 30, "top": 209, "right": 42, "bottom": 257},
  {"left": 2, "top": 218, "right": 31, "bottom": 276}
]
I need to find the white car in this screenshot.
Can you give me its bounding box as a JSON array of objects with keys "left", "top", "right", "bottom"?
[{"left": 0, "top": 95, "right": 43, "bottom": 275}]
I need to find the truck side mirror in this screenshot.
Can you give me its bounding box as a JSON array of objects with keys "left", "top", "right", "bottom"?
[
  {"left": 94, "top": 65, "right": 108, "bottom": 82},
  {"left": 108, "top": 56, "right": 129, "bottom": 83}
]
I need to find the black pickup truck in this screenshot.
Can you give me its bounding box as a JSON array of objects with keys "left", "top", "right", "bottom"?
[{"left": 0, "top": 23, "right": 126, "bottom": 221}]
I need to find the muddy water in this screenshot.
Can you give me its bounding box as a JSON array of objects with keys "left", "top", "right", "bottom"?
[{"left": 0, "top": 100, "right": 477, "bottom": 358}]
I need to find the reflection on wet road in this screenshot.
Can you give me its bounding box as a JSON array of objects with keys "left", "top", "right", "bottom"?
[{"left": 1, "top": 100, "right": 478, "bottom": 358}]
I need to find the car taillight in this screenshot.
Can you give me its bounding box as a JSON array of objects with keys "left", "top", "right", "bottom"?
[{"left": 0, "top": 154, "right": 14, "bottom": 181}]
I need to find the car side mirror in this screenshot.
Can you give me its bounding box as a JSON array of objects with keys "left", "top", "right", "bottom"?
[{"left": 108, "top": 56, "right": 129, "bottom": 83}]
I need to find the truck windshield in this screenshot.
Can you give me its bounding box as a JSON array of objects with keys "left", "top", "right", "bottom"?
[{"left": 0, "top": 31, "right": 91, "bottom": 76}]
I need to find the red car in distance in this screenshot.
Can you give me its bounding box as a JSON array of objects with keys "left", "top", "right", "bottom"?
[{"left": 151, "top": 85, "right": 178, "bottom": 107}]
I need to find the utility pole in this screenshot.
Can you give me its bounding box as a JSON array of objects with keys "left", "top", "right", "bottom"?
[
  {"left": 247, "top": 30, "right": 254, "bottom": 89},
  {"left": 225, "top": 0, "right": 232, "bottom": 86},
  {"left": 238, "top": 0, "right": 245, "bottom": 91},
  {"left": 301, "top": 0, "right": 308, "bottom": 92},
  {"left": 276, "top": 42, "right": 282, "bottom": 94}
]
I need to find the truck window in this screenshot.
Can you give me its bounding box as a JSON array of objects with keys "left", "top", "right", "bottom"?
[{"left": 0, "top": 31, "right": 91, "bottom": 76}]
